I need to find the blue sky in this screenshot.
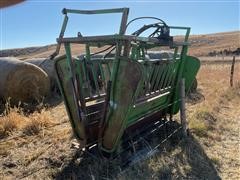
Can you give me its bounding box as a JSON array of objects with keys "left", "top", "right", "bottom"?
[{"left": 0, "top": 0, "right": 239, "bottom": 50}]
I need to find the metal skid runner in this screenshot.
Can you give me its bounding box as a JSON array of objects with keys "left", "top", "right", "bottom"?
[{"left": 53, "top": 8, "right": 200, "bottom": 166}]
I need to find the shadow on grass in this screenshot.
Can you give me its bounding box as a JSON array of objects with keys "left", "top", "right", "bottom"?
[
  {"left": 178, "top": 135, "right": 220, "bottom": 179},
  {"left": 44, "top": 93, "right": 63, "bottom": 108},
  {"left": 186, "top": 89, "right": 205, "bottom": 105},
  {"left": 55, "top": 127, "right": 220, "bottom": 179}
]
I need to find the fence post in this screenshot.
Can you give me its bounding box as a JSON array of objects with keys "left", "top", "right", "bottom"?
[
  {"left": 230, "top": 56, "right": 236, "bottom": 87},
  {"left": 180, "top": 78, "right": 188, "bottom": 136}
]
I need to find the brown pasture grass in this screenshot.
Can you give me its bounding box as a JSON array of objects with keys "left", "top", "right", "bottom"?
[
  {"left": 186, "top": 62, "right": 240, "bottom": 179},
  {"left": 0, "top": 107, "right": 54, "bottom": 138},
  {"left": 188, "top": 63, "right": 240, "bottom": 134},
  {"left": 0, "top": 61, "right": 239, "bottom": 179}
]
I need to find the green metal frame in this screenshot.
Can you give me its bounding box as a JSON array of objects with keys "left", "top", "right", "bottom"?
[{"left": 54, "top": 8, "right": 200, "bottom": 153}]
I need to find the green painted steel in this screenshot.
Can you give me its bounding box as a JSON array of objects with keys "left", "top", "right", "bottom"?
[{"left": 54, "top": 8, "right": 200, "bottom": 154}]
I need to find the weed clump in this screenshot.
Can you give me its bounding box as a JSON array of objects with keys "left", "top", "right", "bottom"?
[
  {"left": 188, "top": 107, "right": 217, "bottom": 137},
  {"left": 0, "top": 108, "right": 26, "bottom": 138},
  {"left": 0, "top": 106, "right": 53, "bottom": 138}
]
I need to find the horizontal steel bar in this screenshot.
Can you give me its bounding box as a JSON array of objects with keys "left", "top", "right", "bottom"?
[
  {"left": 84, "top": 94, "right": 106, "bottom": 102},
  {"left": 58, "top": 35, "right": 189, "bottom": 46},
  {"left": 62, "top": 8, "right": 128, "bottom": 15},
  {"left": 168, "top": 26, "right": 190, "bottom": 31}
]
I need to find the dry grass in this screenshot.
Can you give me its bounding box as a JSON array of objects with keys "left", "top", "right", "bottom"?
[
  {"left": 22, "top": 110, "right": 54, "bottom": 136},
  {"left": 189, "top": 67, "right": 239, "bottom": 133},
  {"left": 0, "top": 107, "right": 54, "bottom": 138},
  {"left": 0, "top": 61, "right": 239, "bottom": 179},
  {"left": 188, "top": 107, "right": 213, "bottom": 137},
  {"left": 186, "top": 62, "right": 240, "bottom": 179}
]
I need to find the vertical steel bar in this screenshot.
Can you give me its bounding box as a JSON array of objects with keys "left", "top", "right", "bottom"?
[
  {"left": 170, "top": 28, "right": 191, "bottom": 115},
  {"left": 83, "top": 45, "right": 92, "bottom": 98},
  {"left": 64, "top": 43, "right": 83, "bottom": 121},
  {"left": 166, "top": 62, "right": 176, "bottom": 88},
  {"left": 157, "top": 64, "right": 169, "bottom": 90},
  {"left": 85, "top": 44, "right": 100, "bottom": 96},
  {"left": 119, "top": 8, "right": 129, "bottom": 35},
  {"left": 149, "top": 65, "right": 158, "bottom": 92},
  {"left": 153, "top": 64, "right": 165, "bottom": 91},
  {"left": 173, "top": 47, "right": 179, "bottom": 59},
  {"left": 106, "top": 63, "right": 111, "bottom": 78},
  {"left": 151, "top": 64, "right": 162, "bottom": 92},
  {"left": 98, "top": 61, "right": 106, "bottom": 91},
  {"left": 162, "top": 62, "right": 174, "bottom": 89},
  {"left": 50, "top": 15, "right": 68, "bottom": 59},
  {"left": 146, "top": 63, "right": 155, "bottom": 94},
  {"left": 180, "top": 78, "right": 187, "bottom": 136}
]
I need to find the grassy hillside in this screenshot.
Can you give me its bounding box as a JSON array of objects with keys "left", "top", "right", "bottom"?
[
  {"left": 187, "top": 31, "right": 239, "bottom": 56},
  {"left": 1, "top": 31, "right": 239, "bottom": 58}
]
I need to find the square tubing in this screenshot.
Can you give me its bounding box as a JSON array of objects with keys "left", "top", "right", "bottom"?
[{"left": 180, "top": 78, "right": 188, "bottom": 136}]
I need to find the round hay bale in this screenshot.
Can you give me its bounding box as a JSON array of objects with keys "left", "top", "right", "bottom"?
[
  {"left": 25, "top": 58, "right": 57, "bottom": 92},
  {"left": 0, "top": 57, "right": 50, "bottom": 104}
]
